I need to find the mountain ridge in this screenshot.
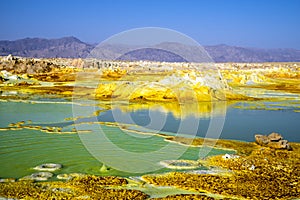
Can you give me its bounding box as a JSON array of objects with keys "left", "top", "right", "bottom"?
[
  {"left": 1, "top": 36, "right": 300, "bottom": 62},
  {"left": 0, "top": 36, "right": 93, "bottom": 58}
]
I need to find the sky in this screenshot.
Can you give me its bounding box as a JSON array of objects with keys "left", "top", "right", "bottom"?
[{"left": 0, "top": 0, "right": 299, "bottom": 49}]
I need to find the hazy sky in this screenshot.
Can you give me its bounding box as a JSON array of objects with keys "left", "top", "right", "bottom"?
[{"left": 1, "top": 0, "right": 299, "bottom": 48}]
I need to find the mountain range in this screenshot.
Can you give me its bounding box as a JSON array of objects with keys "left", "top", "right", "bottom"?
[{"left": 1, "top": 36, "right": 300, "bottom": 62}]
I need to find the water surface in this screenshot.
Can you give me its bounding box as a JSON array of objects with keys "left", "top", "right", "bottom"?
[{"left": 0, "top": 98, "right": 299, "bottom": 179}]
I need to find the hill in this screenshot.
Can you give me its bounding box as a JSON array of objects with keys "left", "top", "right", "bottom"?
[
  {"left": 1, "top": 37, "right": 300, "bottom": 62},
  {"left": 205, "top": 44, "right": 300, "bottom": 62},
  {"left": 0, "top": 36, "right": 93, "bottom": 58}
]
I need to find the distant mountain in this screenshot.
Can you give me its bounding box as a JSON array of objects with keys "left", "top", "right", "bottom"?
[
  {"left": 0, "top": 36, "right": 93, "bottom": 58},
  {"left": 117, "top": 48, "right": 188, "bottom": 62},
  {"left": 88, "top": 42, "right": 212, "bottom": 62},
  {"left": 205, "top": 44, "right": 300, "bottom": 62},
  {"left": 1, "top": 37, "right": 300, "bottom": 62}
]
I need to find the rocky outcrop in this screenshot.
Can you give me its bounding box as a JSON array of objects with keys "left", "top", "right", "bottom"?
[
  {"left": 255, "top": 132, "right": 292, "bottom": 150},
  {"left": 0, "top": 54, "right": 59, "bottom": 74},
  {"left": 94, "top": 70, "right": 252, "bottom": 102},
  {"left": 0, "top": 55, "right": 79, "bottom": 83}
]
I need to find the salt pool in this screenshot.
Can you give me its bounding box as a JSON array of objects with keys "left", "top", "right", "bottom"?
[{"left": 0, "top": 98, "right": 299, "bottom": 179}]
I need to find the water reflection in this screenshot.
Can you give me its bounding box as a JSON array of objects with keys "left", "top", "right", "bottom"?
[
  {"left": 109, "top": 101, "right": 227, "bottom": 119},
  {"left": 95, "top": 100, "right": 300, "bottom": 142}
]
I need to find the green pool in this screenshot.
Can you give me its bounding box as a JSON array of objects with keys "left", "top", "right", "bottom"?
[{"left": 0, "top": 99, "right": 235, "bottom": 179}]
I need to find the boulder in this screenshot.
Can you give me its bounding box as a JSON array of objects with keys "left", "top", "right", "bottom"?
[
  {"left": 255, "top": 134, "right": 269, "bottom": 146},
  {"left": 268, "top": 132, "right": 282, "bottom": 141},
  {"left": 254, "top": 132, "right": 292, "bottom": 150},
  {"left": 268, "top": 140, "right": 285, "bottom": 149}
]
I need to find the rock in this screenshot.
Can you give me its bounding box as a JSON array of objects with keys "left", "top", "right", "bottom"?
[
  {"left": 268, "top": 140, "right": 292, "bottom": 150},
  {"left": 255, "top": 132, "right": 292, "bottom": 150},
  {"left": 268, "top": 132, "right": 282, "bottom": 141},
  {"left": 5, "top": 54, "right": 14, "bottom": 61},
  {"left": 255, "top": 134, "right": 269, "bottom": 145},
  {"left": 267, "top": 141, "right": 283, "bottom": 149},
  {"left": 286, "top": 143, "right": 292, "bottom": 151}
]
